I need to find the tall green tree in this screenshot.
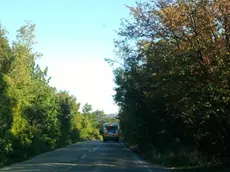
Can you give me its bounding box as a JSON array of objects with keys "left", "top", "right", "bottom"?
[
  {"left": 82, "top": 103, "right": 92, "bottom": 114},
  {"left": 0, "top": 25, "right": 14, "bottom": 165},
  {"left": 6, "top": 22, "right": 39, "bottom": 161},
  {"left": 0, "top": 21, "right": 110, "bottom": 166},
  {"left": 108, "top": 0, "right": 230, "bottom": 158},
  {"left": 56, "top": 91, "right": 80, "bottom": 146}
]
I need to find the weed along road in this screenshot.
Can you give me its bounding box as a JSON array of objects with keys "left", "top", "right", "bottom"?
[{"left": 0, "top": 140, "right": 169, "bottom": 172}]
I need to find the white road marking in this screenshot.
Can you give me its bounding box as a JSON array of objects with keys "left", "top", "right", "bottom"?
[
  {"left": 92, "top": 144, "right": 101, "bottom": 152},
  {"left": 81, "top": 154, "right": 86, "bottom": 159},
  {"left": 68, "top": 164, "right": 76, "bottom": 170},
  {"left": 89, "top": 145, "right": 97, "bottom": 152},
  {"left": 132, "top": 153, "right": 153, "bottom": 172},
  {"left": 68, "top": 154, "right": 87, "bottom": 169},
  {"left": 121, "top": 142, "right": 153, "bottom": 172}
]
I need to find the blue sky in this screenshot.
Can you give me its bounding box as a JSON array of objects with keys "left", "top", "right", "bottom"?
[{"left": 0, "top": 0, "right": 135, "bottom": 114}]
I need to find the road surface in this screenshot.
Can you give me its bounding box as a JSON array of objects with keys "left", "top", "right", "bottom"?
[{"left": 0, "top": 140, "right": 169, "bottom": 172}]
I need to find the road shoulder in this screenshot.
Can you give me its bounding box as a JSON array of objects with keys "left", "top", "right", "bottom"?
[{"left": 121, "top": 141, "right": 171, "bottom": 172}]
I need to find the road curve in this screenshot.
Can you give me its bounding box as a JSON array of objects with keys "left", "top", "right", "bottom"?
[{"left": 0, "top": 140, "right": 170, "bottom": 172}]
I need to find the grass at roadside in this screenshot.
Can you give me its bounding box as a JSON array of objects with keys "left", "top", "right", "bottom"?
[
  {"left": 145, "top": 148, "right": 219, "bottom": 168},
  {"left": 172, "top": 166, "right": 230, "bottom": 172},
  {"left": 124, "top": 142, "right": 230, "bottom": 172}
]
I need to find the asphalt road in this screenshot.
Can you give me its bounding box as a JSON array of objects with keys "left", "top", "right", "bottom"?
[{"left": 0, "top": 140, "right": 170, "bottom": 172}]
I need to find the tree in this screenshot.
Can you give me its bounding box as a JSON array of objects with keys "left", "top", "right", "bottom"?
[
  {"left": 107, "top": 0, "right": 230, "bottom": 159},
  {"left": 0, "top": 25, "right": 14, "bottom": 165},
  {"left": 56, "top": 91, "right": 80, "bottom": 146},
  {"left": 6, "top": 22, "right": 39, "bottom": 161},
  {"left": 82, "top": 103, "right": 92, "bottom": 114},
  {"left": 0, "top": 21, "right": 108, "bottom": 166}
]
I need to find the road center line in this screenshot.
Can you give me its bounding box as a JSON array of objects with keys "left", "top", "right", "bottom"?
[
  {"left": 68, "top": 165, "right": 75, "bottom": 170},
  {"left": 68, "top": 154, "right": 87, "bottom": 169},
  {"left": 92, "top": 144, "right": 101, "bottom": 152},
  {"left": 89, "top": 145, "right": 97, "bottom": 152},
  {"left": 81, "top": 154, "right": 86, "bottom": 159}
]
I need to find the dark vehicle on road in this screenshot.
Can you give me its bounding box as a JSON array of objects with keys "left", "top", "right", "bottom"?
[{"left": 102, "top": 122, "right": 119, "bottom": 142}]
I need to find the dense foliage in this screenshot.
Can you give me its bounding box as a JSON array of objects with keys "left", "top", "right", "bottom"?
[
  {"left": 0, "top": 21, "right": 116, "bottom": 166},
  {"left": 108, "top": 0, "right": 230, "bottom": 162}
]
